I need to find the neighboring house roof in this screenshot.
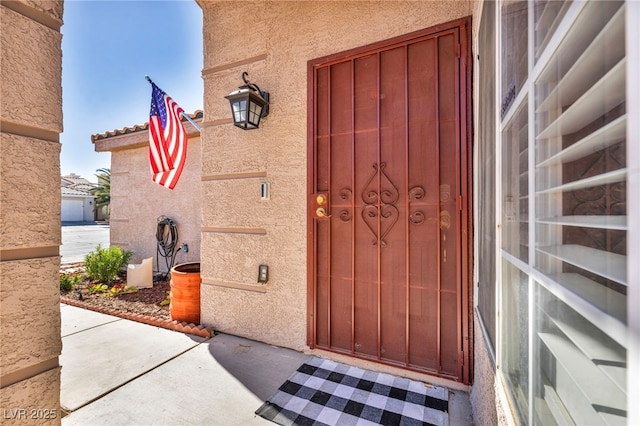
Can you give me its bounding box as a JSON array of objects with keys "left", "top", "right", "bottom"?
[
  {"left": 61, "top": 174, "right": 94, "bottom": 197},
  {"left": 91, "top": 110, "right": 203, "bottom": 142},
  {"left": 61, "top": 186, "right": 93, "bottom": 197}
]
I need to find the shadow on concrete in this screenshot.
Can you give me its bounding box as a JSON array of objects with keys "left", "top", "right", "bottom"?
[{"left": 205, "top": 333, "right": 310, "bottom": 401}]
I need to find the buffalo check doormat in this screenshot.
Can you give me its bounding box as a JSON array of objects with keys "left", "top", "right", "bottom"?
[{"left": 255, "top": 357, "right": 448, "bottom": 426}]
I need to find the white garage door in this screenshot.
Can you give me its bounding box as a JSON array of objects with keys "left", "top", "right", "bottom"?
[{"left": 62, "top": 199, "right": 84, "bottom": 221}]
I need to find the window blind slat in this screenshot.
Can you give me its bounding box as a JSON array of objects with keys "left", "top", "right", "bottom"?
[
  {"left": 536, "top": 115, "right": 626, "bottom": 167},
  {"left": 537, "top": 215, "right": 627, "bottom": 230},
  {"left": 536, "top": 168, "right": 626, "bottom": 194},
  {"left": 536, "top": 7, "right": 626, "bottom": 114},
  {"left": 538, "top": 245, "right": 627, "bottom": 285},
  {"left": 544, "top": 308, "right": 626, "bottom": 391},
  {"left": 539, "top": 332, "right": 627, "bottom": 424},
  {"left": 537, "top": 59, "right": 626, "bottom": 140},
  {"left": 549, "top": 272, "right": 627, "bottom": 323}
]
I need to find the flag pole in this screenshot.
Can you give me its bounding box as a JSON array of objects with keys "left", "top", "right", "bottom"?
[
  {"left": 145, "top": 76, "right": 201, "bottom": 132},
  {"left": 180, "top": 109, "right": 202, "bottom": 132}
]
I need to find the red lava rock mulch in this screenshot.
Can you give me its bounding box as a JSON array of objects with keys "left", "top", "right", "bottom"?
[{"left": 60, "top": 263, "right": 213, "bottom": 338}]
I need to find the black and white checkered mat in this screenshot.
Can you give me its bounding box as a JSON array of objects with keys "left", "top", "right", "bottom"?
[{"left": 255, "top": 357, "right": 448, "bottom": 426}]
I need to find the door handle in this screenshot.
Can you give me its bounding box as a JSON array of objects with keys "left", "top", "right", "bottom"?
[{"left": 316, "top": 207, "right": 331, "bottom": 218}]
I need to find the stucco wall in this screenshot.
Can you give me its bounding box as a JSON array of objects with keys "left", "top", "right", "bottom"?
[
  {"left": 470, "top": 317, "right": 515, "bottom": 425},
  {"left": 199, "top": 1, "right": 473, "bottom": 351},
  {"left": 95, "top": 130, "right": 202, "bottom": 274},
  {"left": 1, "top": 133, "right": 61, "bottom": 247},
  {"left": 0, "top": 1, "right": 63, "bottom": 423},
  {"left": 0, "top": 2, "right": 63, "bottom": 135}
]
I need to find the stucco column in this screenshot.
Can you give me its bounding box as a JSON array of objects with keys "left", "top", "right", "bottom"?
[{"left": 0, "top": 1, "right": 64, "bottom": 424}]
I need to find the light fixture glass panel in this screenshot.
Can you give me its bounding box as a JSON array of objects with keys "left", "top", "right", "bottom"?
[
  {"left": 249, "top": 101, "right": 262, "bottom": 126},
  {"left": 232, "top": 100, "right": 247, "bottom": 123}
]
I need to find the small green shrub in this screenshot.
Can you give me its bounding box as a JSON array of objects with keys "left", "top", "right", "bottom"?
[
  {"left": 84, "top": 244, "right": 133, "bottom": 284},
  {"left": 159, "top": 291, "right": 171, "bottom": 306},
  {"left": 60, "top": 273, "right": 82, "bottom": 291},
  {"left": 109, "top": 284, "right": 137, "bottom": 296},
  {"left": 88, "top": 283, "right": 108, "bottom": 294}
]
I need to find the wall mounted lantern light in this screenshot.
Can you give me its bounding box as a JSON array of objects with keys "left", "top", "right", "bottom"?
[{"left": 225, "top": 72, "right": 270, "bottom": 130}]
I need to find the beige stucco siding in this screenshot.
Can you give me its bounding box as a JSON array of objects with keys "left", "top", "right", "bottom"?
[
  {"left": 0, "top": 368, "right": 61, "bottom": 426},
  {"left": 102, "top": 134, "right": 202, "bottom": 272},
  {"left": 199, "top": 1, "right": 473, "bottom": 351},
  {"left": 0, "top": 4, "right": 63, "bottom": 135},
  {"left": 470, "top": 316, "right": 514, "bottom": 425},
  {"left": 0, "top": 257, "right": 62, "bottom": 373},
  {"left": 0, "top": 1, "right": 63, "bottom": 422},
  {"left": 0, "top": 133, "right": 61, "bottom": 248}
]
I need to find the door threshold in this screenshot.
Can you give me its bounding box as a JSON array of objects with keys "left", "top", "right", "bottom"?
[{"left": 306, "top": 347, "right": 471, "bottom": 393}]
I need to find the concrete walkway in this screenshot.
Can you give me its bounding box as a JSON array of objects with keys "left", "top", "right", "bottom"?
[
  {"left": 60, "top": 304, "right": 473, "bottom": 425},
  {"left": 61, "top": 304, "right": 310, "bottom": 425}
]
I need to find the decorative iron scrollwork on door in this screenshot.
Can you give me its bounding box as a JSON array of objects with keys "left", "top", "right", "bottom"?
[
  {"left": 361, "top": 163, "right": 399, "bottom": 247},
  {"left": 339, "top": 188, "right": 353, "bottom": 222},
  {"left": 409, "top": 186, "right": 425, "bottom": 225}
]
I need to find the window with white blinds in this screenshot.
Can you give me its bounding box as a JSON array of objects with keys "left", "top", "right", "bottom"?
[
  {"left": 533, "top": 1, "right": 627, "bottom": 424},
  {"left": 498, "top": 1, "right": 628, "bottom": 424}
]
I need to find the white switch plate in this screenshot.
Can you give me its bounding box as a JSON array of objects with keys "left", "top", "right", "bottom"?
[{"left": 258, "top": 264, "right": 269, "bottom": 283}]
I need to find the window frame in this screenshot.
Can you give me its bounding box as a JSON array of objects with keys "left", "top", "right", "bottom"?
[{"left": 491, "top": 0, "right": 638, "bottom": 424}]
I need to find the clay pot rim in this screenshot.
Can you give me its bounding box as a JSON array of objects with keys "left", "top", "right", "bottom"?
[{"left": 171, "top": 262, "right": 200, "bottom": 274}]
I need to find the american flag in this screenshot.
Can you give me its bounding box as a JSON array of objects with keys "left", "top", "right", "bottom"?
[{"left": 148, "top": 82, "right": 188, "bottom": 190}]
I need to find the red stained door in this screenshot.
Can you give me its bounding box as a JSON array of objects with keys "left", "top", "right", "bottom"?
[{"left": 308, "top": 19, "right": 471, "bottom": 383}]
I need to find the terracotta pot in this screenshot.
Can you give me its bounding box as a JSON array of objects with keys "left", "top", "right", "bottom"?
[{"left": 170, "top": 262, "right": 201, "bottom": 324}]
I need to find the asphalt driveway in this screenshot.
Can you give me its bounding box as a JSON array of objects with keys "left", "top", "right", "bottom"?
[{"left": 61, "top": 222, "right": 110, "bottom": 264}]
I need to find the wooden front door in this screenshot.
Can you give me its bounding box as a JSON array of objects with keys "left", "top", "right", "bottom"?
[{"left": 307, "top": 18, "right": 471, "bottom": 383}]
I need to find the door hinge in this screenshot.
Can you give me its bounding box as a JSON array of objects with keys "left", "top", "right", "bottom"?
[
  {"left": 456, "top": 43, "right": 461, "bottom": 58},
  {"left": 458, "top": 195, "right": 463, "bottom": 211}
]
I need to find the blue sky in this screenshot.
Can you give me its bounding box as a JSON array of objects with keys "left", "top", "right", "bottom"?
[{"left": 61, "top": 0, "right": 203, "bottom": 182}]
